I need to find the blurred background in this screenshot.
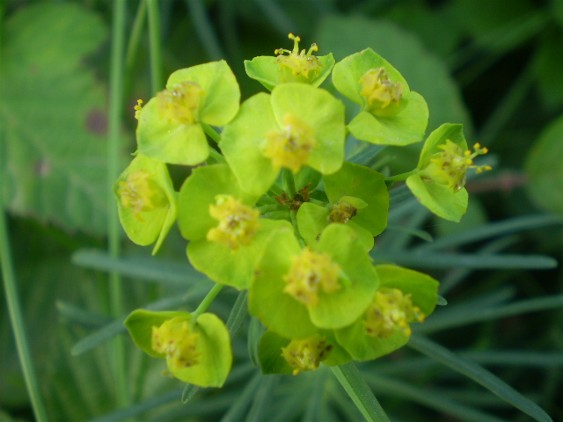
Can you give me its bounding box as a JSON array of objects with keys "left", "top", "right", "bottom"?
[{"left": 1, "top": 0, "right": 562, "bottom": 420}]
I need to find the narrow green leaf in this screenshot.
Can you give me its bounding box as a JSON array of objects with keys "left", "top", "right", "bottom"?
[
  {"left": 304, "top": 369, "right": 330, "bottom": 422},
  {"left": 331, "top": 363, "right": 390, "bottom": 422},
  {"left": 462, "top": 351, "right": 563, "bottom": 367},
  {"left": 71, "top": 289, "right": 208, "bottom": 356},
  {"left": 371, "top": 251, "right": 557, "bottom": 269},
  {"left": 415, "top": 214, "right": 562, "bottom": 252},
  {"left": 220, "top": 372, "right": 262, "bottom": 422},
  {"left": 246, "top": 375, "right": 279, "bottom": 422},
  {"left": 417, "top": 295, "right": 563, "bottom": 333},
  {"left": 367, "top": 374, "right": 503, "bottom": 422},
  {"left": 72, "top": 249, "right": 206, "bottom": 286},
  {"left": 56, "top": 301, "right": 112, "bottom": 328},
  {"left": 71, "top": 320, "right": 124, "bottom": 357},
  {"left": 226, "top": 291, "right": 248, "bottom": 336},
  {"left": 408, "top": 335, "right": 553, "bottom": 422},
  {"left": 90, "top": 389, "right": 182, "bottom": 422}
]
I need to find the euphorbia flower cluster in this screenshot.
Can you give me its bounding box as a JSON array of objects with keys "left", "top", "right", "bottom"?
[{"left": 117, "top": 34, "right": 491, "bottom": 386}]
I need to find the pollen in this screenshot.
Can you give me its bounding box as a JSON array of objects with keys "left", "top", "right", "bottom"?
[
  {"left": 152, "top": 317, "right": 200, "bottom": 369},
  {"left": 207, "top": 195, "right": 260, "bottom": 250},
  {"left": 283, "top": 248, "right": 341, "bottom": 307},
  {"left": 156, "top": 81, "right": 204, "bottom": 125},
  {"left": 262, "top": 114, "right": 316, "bottom": 173},
  {"left": 116, "top": 170, "right": 167, "bottom": 221},
  {"left": 421, "top": 140, "right": 492, "bottom": 191},
  {"left": 281, "top": 335, "right": 332, "bottom": 375},
  {"left": 363, "top": 288, "right": 425, "bottom": 338},
  {"left": 275, "top": 33, "right": 322, "bottom": 79},
  {"left": 359, "top": 67, "right": 403, "bottom": 115}
]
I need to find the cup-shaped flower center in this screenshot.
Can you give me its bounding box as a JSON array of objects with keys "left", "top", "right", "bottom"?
[
  {"left": 117, "top": 170, "right": 168, "bottom": 221},
  {"left": 359, "top": 67, "right": 403, "bottom": 115},
  {"left": 364, "top": 288, "right": 425, "bottom": 338},
  {"left": 207, "top": 195, "right": 260, "bottom": 250},
  {"left": 421, "top": 140, "right": 492, "bottom": 191},
  {"left": 328, "top": 201, "right": 358, "bottom": 224},
  {"left": 156, "top": 81, "right": 204, "bottom": 125},
  {"left": 281, "top": 335, "right": 333, "bottom": 376},
  {"left": 275, "top": 33, "right": 321, "bottom": 79},
  {"left": 283, "top": 248, "right": 341, "bottom": 306},
  {"left": 152, "top": 317, "right": 200, "bottom": 369},
  {"left": 263, "top": 114, "right": 316, "bottom": 173}
]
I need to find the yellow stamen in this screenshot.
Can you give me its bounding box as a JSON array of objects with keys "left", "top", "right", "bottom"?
[
  {"left": 359, "top": 67, "right": 403, "bottom": 115},
  {"left": 116, "top": 170, "right": 167, "bottom": 221},
  {"left": 134, "top": 99, "right": 144, "bottom": 120},
  {"left": 421, "top": 140, "right": 492, "bottom": 191},
  {"left": 281, "top": 335, "right": 332, "bottom": 375},
  {"left": 283, "top": 248, "right": 341, "bottom": 306},
  {"left": 275, "top": 33, "right": 322, "bottom": 79},
  {"left": 207, "top": 195, "right": 260, "bottom": 250},
  {"left": 152, "top": 317, "right": 200, "bottom": 369},
  {"left": 262, "top": 114, "right": 316, "bottom": 173},
  {"left": 156, "top": 81, "right": 204, "bottom": 125},
  {"left": 364, "top": 288, "right": 425, "bottom": 338}
]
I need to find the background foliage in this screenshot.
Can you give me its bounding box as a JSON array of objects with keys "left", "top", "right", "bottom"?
[{"left": 0, "top": 0, "right": 562, "bottom": 421}]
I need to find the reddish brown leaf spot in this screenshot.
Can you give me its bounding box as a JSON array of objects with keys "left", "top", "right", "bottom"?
[
  {"left": 86, "top": 109, "right": 107, "bottom": 136},
  {"left": 35, "top": 159, "right": 51, "bottom": 177}
]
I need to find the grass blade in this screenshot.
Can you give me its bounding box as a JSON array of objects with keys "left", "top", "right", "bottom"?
[
  {"left": 415, "top": 214, "right": 561, "bottom": 252},
  {"left": 418, "top": 295, "right": 563, "bottom": 333},
  {"left": 408, "top": 335, "right": 553, "bottom": 422},
  {"left": 371, "top": 251, "right": 557, "bottom": 269},
  {"left": 331, "top": 363, "right": 390, "bottom": 422},
  {"left": 71, "top": 287, "right": 208, "bottom": 356},
  {"left": 367, "top": 374, "right": 504, "bottom": 422},
  {"left": 72, "top": 249, "right": 205, "bottom": 286}
]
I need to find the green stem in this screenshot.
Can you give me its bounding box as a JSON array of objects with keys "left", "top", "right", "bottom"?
[
  {"left": 146, "top": 0, "right": 162, "bottom": 94},
  {"left": 208, "top": 147, "right": 225, "bottom": 164},
  {"left": 384, "top": 169, "right": 417, "bottom": 183},
  {"left": 125, "top": 0, "right": 147, "bottom": 73},
  {"left": 0, "top": 179, "right": 48, "bottom": 421},
  {"left": 202, "top": 122, "right": 221, "bottom": 144},
  {"left": 192, "top": 284, "right": 223, "bottom": 319},
  {"left": 282, "top": 169, "right": 297, "bottom": 197},
  {"left": 108, "top": 0, "right": 129, "bottom": 408},
  {"left": 185, "top": 0, "right": 224, "bottom": 60}
]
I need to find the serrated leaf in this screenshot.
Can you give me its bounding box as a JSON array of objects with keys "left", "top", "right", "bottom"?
[{"left": 0, "top": 3, "right": 110, "bottom": 234}]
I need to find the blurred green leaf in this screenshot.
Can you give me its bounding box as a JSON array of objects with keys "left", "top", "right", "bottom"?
[
  {"left": 0, "top": 3, "right": 110, "bottom": 234},
  {"left": 525, "top": 115, "right": 563, "bottom": 216}
]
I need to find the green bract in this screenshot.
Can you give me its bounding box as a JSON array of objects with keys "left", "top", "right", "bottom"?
[
  {"left": 113, "top": 154, "right": 176, "bottom": 255},
  {"left": 406, "top": 123, "right": 469, "bottom": 222},
  {"left": 297, "top": 162, "right": 390, "bottom": 250},
  {"left": 221, "top": 83, "right": 346, "bottom": 196},
  {"left": 257, "top": 330, "right": 352, "bottom": 375},
  {"left": 177, "top": 164, "right": 291, "bottom": 289},
  {"left": 244, "top": 33, "right": 335, "bottom": 90},
  {"left": 124, "top": 309, "right": 232, "bottom": 387},
  {"left": 136, "top": 60, "right": 240, "bottom": 165},
  {"left": 335, "top": 265, "right": 439, "bottom": 361},
  {"left": 332, "top": 48, "right": 429, "bottom": 146},
  {"left": 249, "top": 224, "right": 379, "bottom": 339}
]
